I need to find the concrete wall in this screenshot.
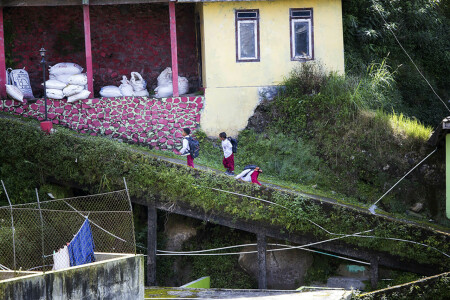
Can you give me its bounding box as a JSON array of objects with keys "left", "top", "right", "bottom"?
[
  {"left": 4, "top": 4, "right": 198, "bottom": 96},
  {"left": 0, "top": 96, "right": 204, "bottom": 150},
  {"left": 0, "top": 253, "right": 144, "bottom": 300},
  {"left": 198, "top": 0, "right": 345, "bottom": 136}
]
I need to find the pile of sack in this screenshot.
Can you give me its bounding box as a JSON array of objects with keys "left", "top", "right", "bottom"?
[
  {"left": 45, "top": 62, "right": 91, "bottom": 103},
  {"left": 100, "top": 72, "right": 149, "bottom": 98},
  {"left": 154, "top": 67, "right": 189, "bottom": 98}
]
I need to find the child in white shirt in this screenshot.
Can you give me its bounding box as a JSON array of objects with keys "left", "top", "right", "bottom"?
[{"left": 219, "top": 132, "right": 234, "bottom": 175}]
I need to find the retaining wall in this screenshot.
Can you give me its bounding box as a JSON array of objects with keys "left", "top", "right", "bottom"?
[
  {"left": 0, "top": 96, "right": 204, "bottom": 150},
  {"left": 0, "top": 253, "right": 144, "bottom": 300}
]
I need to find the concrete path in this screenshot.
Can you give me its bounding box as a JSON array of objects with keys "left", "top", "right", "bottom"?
[{"left": 144, "top": 287, "right": 353, "bottom": 299}]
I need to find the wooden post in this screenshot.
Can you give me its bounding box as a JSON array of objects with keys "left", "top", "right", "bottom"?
[
  {"left": 169, "top": 0, "right": 179, "bottom": 97},
  {"left": 0, "top": 7, "right": 7, "bottom": 98},
  {"left": 257, "top": 233, "right": 267, "bottom": 289},
  {"left": 83, "top": 4, "right": 94, "bottom": 96},
  {"left": 147, "top": 204, "right": 157, "bottom": 286},
  {"left": 370, "top": 256, "right": 379, "bottom": 289}
]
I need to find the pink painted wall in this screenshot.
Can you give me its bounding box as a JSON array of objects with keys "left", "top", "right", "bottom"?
[
  {"left": 0, "top": 96, "right": 204, "bottom": 150},
  {"left": 3, "top": 3, "right": 198, "bottom": 97}
]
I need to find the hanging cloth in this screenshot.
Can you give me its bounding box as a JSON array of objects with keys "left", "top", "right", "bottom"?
[
  {"left": 68, "top": 218, "right": 95, "bottom": 267},
  {"left": 52, "top": 245, "right": 70, "bottom": 270}
]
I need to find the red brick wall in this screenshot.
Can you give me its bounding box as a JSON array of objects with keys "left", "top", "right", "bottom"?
[{"left": 4, "top": 3, "right": 198, "bottom": 97}]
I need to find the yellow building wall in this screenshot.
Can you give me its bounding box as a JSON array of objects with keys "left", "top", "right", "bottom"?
[{"left": 198, "top": 0, "right": 345, "bottom": 136}]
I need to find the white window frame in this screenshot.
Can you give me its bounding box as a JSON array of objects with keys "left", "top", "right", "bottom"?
[
  {"left": 235, "top": 10, "right": 260, "bottom": 62},
  {"left": 290, "top": 8, "right": 314, "bottom": 61}
]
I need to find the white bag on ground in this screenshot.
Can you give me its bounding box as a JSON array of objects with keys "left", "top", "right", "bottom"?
[
  {"left": 46, "top": 89, "right": 64, "bottom": 100},
  {"left": 49, "top": 63, "right": 83, "bottom": 76},
  {"left": 100, "top": 86, "right": 122, "bottom": 97},
  {"left": 134, "top": 89, "right": 149, "bottom": 97},
  {"left": 68, "top": 73, "right": 88, "bottom": 86},
  {"left": 130, "top": 72, "right": 147, "bottom": 91},
  {"left": 178, "top": 76, "right": 189, "bottom": 95},
  {"left": 157, "top": 67, "right": 172, "bottom": 86},
  {"left": 50, "top": 73, "right": 73, "bottom": 84},
  {"left": 63, "top": 85, "right": 84, "bottom": 97},
  {"left": 154, "top": 84, "right": 173, "bottom": 98},
  {"left": 9, "top": 68, "right": 34, "bottom": 99},
  {"left": 119, "top": 76, "right": 134, "bottom": 96},
  {"left": 44, "top": 79, "right": 67, "bottom": 90},
  {"left": 6, "top": 84, "right": 24, "bottom": 102},
  {"left": 68, "top": 90, "right": 91, "bottom": 103}
]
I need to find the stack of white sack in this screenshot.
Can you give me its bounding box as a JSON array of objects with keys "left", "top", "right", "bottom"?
[
  {"left": 99, "top": 72, "right": 149, "bottom": 97},
  {"left": 154, "top": 67, "right": 189, "bottom": 98},
  {"left": 47, "top": 63, "right": 90, "bottom": 102}
]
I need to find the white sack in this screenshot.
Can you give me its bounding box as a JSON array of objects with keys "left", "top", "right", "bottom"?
[
  {"left": 44, "top": 79, "right": 67, "bottom": 90},
  {"left": 130, "top": 72, "right": 147, "bottom": 91},
  {"left": 119, "top": 83, "right": 134, "bottom": 97},
  {"left": 68, "top": 73, "right": 88, "bottom": 86},
  {"left": 119, "top": 76, "right": 134, "bottom": 96},
  {"left": 63, "top": 85, "right": 84, "bottom": 97},
  {"left": 9, "top": 68, "right": 34, "bottom": 99},
  {"left": 178, "top": 76, "right": 189, "bottom": 95},
  {"left": 50, "top": 73, "right": 73, "bottom": 84},
  {"left": 100, "top": 86, "right": 122, "bottom": 98},
  {"left": 46, "top": 89, "right": 64, "bottom": 100},
  {"left": 6, "top": 84, "right": 24, "bottom": 102},
  {"left": 154, "top": 84, "right": 173, "bottom": 98},
  {"left": 68, "top": 90, "right": 91, "bottom": 103},
  {"left": 49, "top": 62, "right": 83, "bottom": 76},
  {"left": 157, "top": 67, "right": 172, "bottom": 86},
  {"left": 134, "top": 89, "right": 149, "bottom": 97}
]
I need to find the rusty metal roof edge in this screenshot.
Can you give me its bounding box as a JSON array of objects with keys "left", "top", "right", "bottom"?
[{"left": 0, "top": 0, "right": 170, "bottom": 7}]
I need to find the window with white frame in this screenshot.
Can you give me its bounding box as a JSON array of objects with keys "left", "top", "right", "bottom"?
[
  {"left": 235, "top": 10, "right": 259, "bottom": 62},
  {"left": 290, "top": 9, "right": 313, "bottom": 60}
]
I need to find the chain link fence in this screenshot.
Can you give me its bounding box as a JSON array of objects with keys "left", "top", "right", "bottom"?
[{"left": 0, "top": 188, "right": 135, "bottom": 272}]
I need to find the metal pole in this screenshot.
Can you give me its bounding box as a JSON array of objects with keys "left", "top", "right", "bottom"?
[
  {"left": 1, "top": 180, "right": 16, "bottom": 270},
  {"left": 35, "top": 188, "right": 46, "bottom": 273},
  {"left": 42, "top": 57, "right": 47, "bottom": 121},
  {"left": 123, "top": 177, "right": 137, "bottom": 254}
]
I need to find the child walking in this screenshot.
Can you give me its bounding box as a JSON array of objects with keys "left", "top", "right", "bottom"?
[
  {"left": 219, "top": 132, "right": 234, "bottom": 175},
  {"left": 179, "top": 128, "right": 195, "bottom": 168}
]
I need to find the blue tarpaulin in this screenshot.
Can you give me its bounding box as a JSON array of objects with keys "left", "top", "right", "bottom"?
[{"left": 68, "top": 218, "right": 95, "bottom": 267}]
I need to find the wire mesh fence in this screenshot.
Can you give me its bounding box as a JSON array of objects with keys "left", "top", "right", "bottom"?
[{"left": 0, "top": 189, "right": 135, "bottom": 272}]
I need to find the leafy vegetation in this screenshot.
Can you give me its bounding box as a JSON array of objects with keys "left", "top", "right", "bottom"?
[
  {"left": 342, "top": 0, "right": 450, "bottom": 125},
  {"left": 0, "top": 117, "right": 448, "bottom": 270}
]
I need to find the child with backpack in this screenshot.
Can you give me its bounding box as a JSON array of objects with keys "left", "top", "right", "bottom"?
[
  {"left": 235, "top": 165, "right": 262, "bottom": 186},
  {"left": 178, "top": 128, "right": 198, "bottom": 168},
  {"left": 219, "top": 132, "right": 235, "bottom": 176}
]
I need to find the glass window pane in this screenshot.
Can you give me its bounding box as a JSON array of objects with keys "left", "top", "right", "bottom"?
[
  {"left": 294, "top": 21, "right": 309, "bottom": 57},
  {"left": 239, "top": 22, "right": 256, "bottom": 59},
  {"left": 237, "top": 12, "right": 257, "bottom": 19},
  {"left": 291, "top": 10, "right": 311, "bottom": 18}
]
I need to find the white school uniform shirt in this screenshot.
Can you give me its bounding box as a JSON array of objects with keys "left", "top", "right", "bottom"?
[
  {"left": 235, "top": 169, "right": 255, "bottom": 182},
  {"left": 221, "top": 138, "right": 233, "bottom": 159},
  {"left": 180, "top": 135, "right": 190, "bottom": 156}
]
